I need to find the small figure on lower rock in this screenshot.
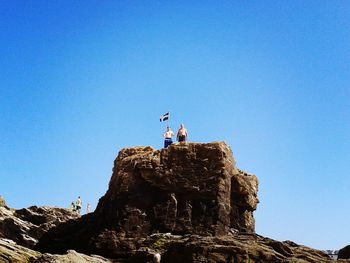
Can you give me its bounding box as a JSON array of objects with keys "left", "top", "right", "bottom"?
[{"left": 76, "top": 196, "right": 82, "bottom": 214}]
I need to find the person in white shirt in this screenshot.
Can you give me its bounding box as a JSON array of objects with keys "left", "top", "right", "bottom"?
[{"left": 76, "top": 196, "right": 82, "bottom": 214}]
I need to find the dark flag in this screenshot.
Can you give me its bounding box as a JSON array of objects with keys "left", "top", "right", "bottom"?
[{"left": 160, "top": 112, "right": 170, "bottom": 122}]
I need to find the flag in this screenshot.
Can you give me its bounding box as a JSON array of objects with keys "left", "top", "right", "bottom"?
[{"left": 160, "top": 112, "right": 169, "bottom": 122}]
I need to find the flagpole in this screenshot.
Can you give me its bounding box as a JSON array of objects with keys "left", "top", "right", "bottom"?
[{"left": 167, "top": 111, "right": 170, "bottom": 128}]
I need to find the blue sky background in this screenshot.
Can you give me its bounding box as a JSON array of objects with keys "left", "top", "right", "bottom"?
[{"left": 1, "top": 1, "right": 349, "bottom": 250}]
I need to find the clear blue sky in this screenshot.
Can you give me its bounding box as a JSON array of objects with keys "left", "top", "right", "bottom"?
[{"left": 1, "top": 1, "right": 349, "bottom": 250}]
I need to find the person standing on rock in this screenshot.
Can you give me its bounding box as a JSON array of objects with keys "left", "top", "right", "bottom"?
[
  {"left": 163, "top": 126, "right": 174, "bottom": 148},
  {"left": 76, "top": 196, "right": 82, "bottom": 214},
  {"left": 86, "top": 203, "right": 91, "bottom": 214},
  {"left": 70, "top": 201, "right": 76, "bottom": 211},
  {"left": 177, "top": 124, "right": 188, "bottom": 142}
]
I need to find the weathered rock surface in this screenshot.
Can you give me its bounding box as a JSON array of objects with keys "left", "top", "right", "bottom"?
[
  {"left": 0, "top": 238, "right": 110, "bottom": 262},
  {"left": 156, "top": 233, "right": 334, "bottom": 263},
  {"left": 96, "top": 142, "right": 258, "bottom": 235},
  {"left": 6, "top": 141, "right": 340, "bottom": 262},
  {"left": 37, "top": 142, "right": 258, "bottom": 256},
  {"left": 0, "top": 238, "right": 40, "bottom": 262},
  {"left": 0, "top": 200, "right": 79, "bottom": 249},
  {"left": 339, "top": 245, "right": 350, "bottom": 259}
]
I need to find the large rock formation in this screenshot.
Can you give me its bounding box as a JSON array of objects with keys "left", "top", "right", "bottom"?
[
  {"left": 34, "top": 142, "right": 342, "bottom": 262},
  {"left": 0, "top": 200, "right": 79, "bottom": 248},
  {"left": 96, "top": 142, "right": 258, "bottom": 236},
  {"left": 36, "top": 142, "right": 258, "bottom": 257}
]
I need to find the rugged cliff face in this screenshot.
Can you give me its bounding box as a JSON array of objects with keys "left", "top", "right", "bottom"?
[
  {"left": 33, "top": 142, "right": 338, "bottom": 262},
  {"left": 0, "top": 238, "right": 110, "bottom": 263},
  {"left": 0, "top": 203, "right": 78, "bottom": 248},
  {"left": 95, "top": 142, "right": 258, "bottom": 236},
  {"left": 36, "top": 142, "right": 258, "bottom": 257}
]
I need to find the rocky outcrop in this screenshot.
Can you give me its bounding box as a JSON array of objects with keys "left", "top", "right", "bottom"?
[
  {"left": 37, "top": 142, "right": 258, "bottom": 257},
  {"left": 339, "top": 245, "right": 350, "bottom": 259},
  {"left": 158, "top": 233, "right": 333, "bottom": 263},
  {"left": 0, "top": 238, "right": 110, "bottom": 263},
  {"left": 96, "top": 142, "right": 258, "bottom": 236},
  {"left": 0, "top": 238, "right": 40, "bottom": 263},
  {"left": 0, "top": 200, "right": 79, "bottom": 249},
  {"left": 33, "top": 142, "right": 343, "bottom": 262}
]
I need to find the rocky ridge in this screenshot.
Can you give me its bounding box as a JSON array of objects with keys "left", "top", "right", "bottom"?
[
  {"left": 1, "top": 142, "right": 348, "bottom": 262},
  {"left": 36, "top": 142, "right": 259, "bottom": 257},
  {"left": 0, "top": 202, "right": 79, "bottom": 249},
  {"left": 0, "top": 238, "right": 110, "bottom": 263},
  {"left": 35, "top": 142, "right": 346, "bottom": 262}
]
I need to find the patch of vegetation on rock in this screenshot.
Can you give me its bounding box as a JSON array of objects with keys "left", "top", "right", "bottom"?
[{"left": 151, "top": 236, "right": 168, "bottom": 250}]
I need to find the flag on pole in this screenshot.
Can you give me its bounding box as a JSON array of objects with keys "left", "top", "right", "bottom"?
[{"left": 160, "top": 112, "right": 170, "bottom": 122}]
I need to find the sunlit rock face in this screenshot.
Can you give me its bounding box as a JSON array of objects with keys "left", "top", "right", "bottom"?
[
  {"left": 0, "top": 238, "right": 110, "bottom": 263},
  {"left": 36, "top": 142, "right": 260, "bottom": 258},
  {"left": 1, "top": 143, "right": 337, "bottom": 262},
  {"left": 34, "top": 142, "right": 334, "bottom": 262},
  {"left": 95, "top": 141, "right": 259, "bottom": 236},
  {"left": 0, "top": 203, "right": 79, "bottom": 249}
]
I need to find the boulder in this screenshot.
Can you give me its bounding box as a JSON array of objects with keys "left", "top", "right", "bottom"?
[
  {"left": 0, "top": 204, "right": 79, "bottom": 248},
  {"left": 160, "top": 234, "right": 332, "bottom": 263},
  {"left": 0, "top": 238, "right": 40, "bottom": 263},
  {"left": 0, "top": 238, "right": 110, "bottom": 263},
  {"left": 339, "top": 245, "right": 350, "bottom": 259}
]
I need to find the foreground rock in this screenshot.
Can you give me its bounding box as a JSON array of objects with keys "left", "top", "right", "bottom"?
[
  {"left": 0, "top": 199, "right": 79, "bottom": 248},
  {"left": 0, "top": 238, "right": 110, "bottom": 263},
  {"left": 339, "top": 245, "right": 350, "bottom": 259},
  {"left": 153, "top": 233, "right": 332, "bottom": 263},
  {"left": 0, "top": 238, "right": 39, "bottom": 262}
]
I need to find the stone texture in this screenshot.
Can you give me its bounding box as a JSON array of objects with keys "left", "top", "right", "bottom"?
[
  {"left": 160, "top": 234, "right": 333, "bottom": 263},
  {"left": 0, "top": 238, "right": 40, "bottom": 263},
  {"left": 37, "top": 142, "right": 258, "bottom": 256},
  {"left": 35, "top": 250, "right": 111, "bottom": 263},
  {"left": 0, "top": 202, "right": 79, "bottom": 249},
  {"left": 32, "top": 142, "right": 345, "bottom": 262},
  {"left": 0, "top": 238, "right": 110, "bottom": 263},
  {"left": 96, "top": 142, "right": 258, "bottom": 236},
  {"left": 339, "top": 245, "right": 350, "bottom": 259}
]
